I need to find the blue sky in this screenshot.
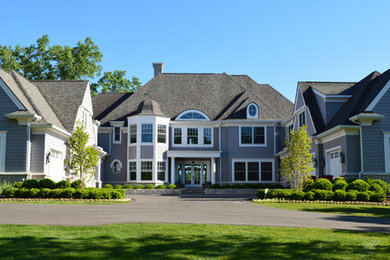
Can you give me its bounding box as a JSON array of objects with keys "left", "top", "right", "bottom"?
[{"left": 2, "top": 0, "right": 390, "bottom": 101}]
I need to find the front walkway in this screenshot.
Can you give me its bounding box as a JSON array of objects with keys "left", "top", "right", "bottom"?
[{"left": 0, "top": 195, "right": 389, "bottom": 233}]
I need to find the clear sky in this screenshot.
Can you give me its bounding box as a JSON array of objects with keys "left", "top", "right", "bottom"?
[{"left": 2, "top": 0, "right": 390, "bottom": 101}]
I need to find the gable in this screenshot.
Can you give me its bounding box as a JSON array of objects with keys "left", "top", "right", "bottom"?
[
  {"left": 294, "top": 87, "right": 305, "bottom": 112},
  {"left": 0, "top": 77, "right": 25, "bottom": 111}
]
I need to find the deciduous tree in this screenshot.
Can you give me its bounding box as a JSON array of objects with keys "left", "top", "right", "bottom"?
[{"left": 90, "top": 70, "right": 142, "bottom": 96}]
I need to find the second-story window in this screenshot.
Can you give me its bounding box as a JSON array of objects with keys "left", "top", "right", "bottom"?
[
  {"left": 187, "top": 128, "right": 198, "bottom": 145},
  {"left": 142, "top": 124, "right": 153, "bottom": 143},
  {"left": 204, "top": 128, "right": 212, "bottom": 145},
  {"left": 113, "top": 126, "right": 121, "bottom": 143},
  {"left": 299, "top": 111, "right": 306, "bottom": 127},
  {"left": 130, "top": 124, "right": 137, "bottom": 144},
  {"left": 158, "top": 125, "right": 166, "bottom": 143},
  {"left": 240, "top": 126, "right": 265, "bottom": 145},
  {"left": 174, "top": 128, "right": 182, "bottom": 144}
]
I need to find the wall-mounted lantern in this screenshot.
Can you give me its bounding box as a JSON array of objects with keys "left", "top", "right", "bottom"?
[
  {"left": 46, "top": 151, "right": 52, "bottom": 164},
  {"left": 312, "top": 158, "right": 318, "bottom": 168},
  {"left": 340, "top": 152, "right": 345, "bottom": 163}
]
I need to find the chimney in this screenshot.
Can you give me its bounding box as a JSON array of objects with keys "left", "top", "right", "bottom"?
[{"left": 152, "top": 62, "right": 164, "bottom": 77}]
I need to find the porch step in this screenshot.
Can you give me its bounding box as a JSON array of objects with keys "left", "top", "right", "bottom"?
[{"left": 181, "top": 189, "right": 205, "bottom": 195}]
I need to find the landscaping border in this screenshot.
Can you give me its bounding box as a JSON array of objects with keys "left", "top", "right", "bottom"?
[
  {"left": 0, "top": 198, "right": 133, "bottom": 203},
  {"left": 253, "top": 198, "right": 390, "bottom": 206},
  {"left": 125, "top": 189, "right": 181, "bottom": 195}
]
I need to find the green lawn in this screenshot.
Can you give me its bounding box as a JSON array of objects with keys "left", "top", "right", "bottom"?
[
  {"left": 0, "top": 224, "right": 389, "bottom": 259},
  {"left": 0, "top": 199, "right": 131, "bottom": 205},
  {"left": 254, "top": 201, "right": 390, "bottom": 218}
]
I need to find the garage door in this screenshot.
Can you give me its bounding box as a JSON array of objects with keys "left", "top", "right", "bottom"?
[{"left": 328, "top": 150, "right": 342, "bottom": 177}]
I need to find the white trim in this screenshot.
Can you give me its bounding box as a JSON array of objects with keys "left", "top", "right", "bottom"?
[
  {"left": 167, "top": 150, "right": 221, "bottom": 158},
  {"left": 0, "top": 131, "right": 7, "bottom": 172},
  {"left": 231, "top": 159, "right": 275, "bottom": 183},
  {"left": 383, "top": 131, "right": 390, "bottom": 173},
  {"left": 246, "top": 103, "right": 258, "bottom": 119},
  {"left": 157, "top": 160, "right": 168, "bottom": 182},
  {"left": 0, "top": 77, "right": 25, "bottom": 110},
  {"left": 311, "top": 88, "right": 326, "bottom": 99},
  {"left": 127, "top": 159, "right": 137, "bottom": 182},
  {"left": 366, "top": 79, "right": 390, "bottom": 111},
  {"left": 110, "top": 159, "right": 122, "bottom": 174},
  {"left": 176, "top": 109, "right": 210, "bottom": 121},
  {"left": 171, "top": 126, "right": 214, "bottom": 148},
  {"left": 239, "top": 125, "right": 267, "bottom": 147},
  {"left": 324, "top": 146, "right": 342, "bottom": 175}
]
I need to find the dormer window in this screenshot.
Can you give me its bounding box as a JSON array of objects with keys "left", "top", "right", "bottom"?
[
  {"left": 247, "top": 103, "right": 258, "bottom": 119},
  {"left": 113, "top": 126, "right": 121, "bottom": 143},
  {"left": 176, "top": 110, "right": 210, "bottom": 121}
]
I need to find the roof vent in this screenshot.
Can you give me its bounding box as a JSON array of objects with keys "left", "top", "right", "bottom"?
[{"left": 152, "top": 62, "right": 164, "bottom": 77}]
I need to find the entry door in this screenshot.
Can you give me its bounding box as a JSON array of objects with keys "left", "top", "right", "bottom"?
[
  {"left": 182, "top": 161, "right": 209, "bottom": 186},
  {"left": 328, "top": 150, "right": 342, "bottom": 177}
]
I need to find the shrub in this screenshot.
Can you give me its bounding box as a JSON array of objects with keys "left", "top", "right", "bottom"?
[
  {"left": 90, "top": 189, "right": 104, "bottom": 199},
  {"left": 312, "top": 178, "right": 332, "bottom": 191},
  {"left": 266, "top": 189, "right": 278, "bottom": 199},
  {"left": 22, "top": 180, "right": 39, "bottom": 189},
  {"left": 134, "top": 185, "right": 144, "bottom": 189},
  {"left": 332, "top": 180, "right": 348, "bottom": 191},
  {"left": 13, "top": 181, "right": 23, "bottom": 188},
  {"left": 314, "top": 190, "right": 334, "bottom": 200},
  {"left": 37, "top": 188, "right": 51, "bottom": 198},
  {"left": 303, "top": 178, "right": 314, "bottom": 191},
  {"left": 222, "top": 184, "right": 233, "bottom": 189},
  {"left": 231, "top": 184, "right": 242, "bottom": 189},
  {"left": 372, "top": 179, "right": 388, "bottom": 194},
  {"left": 167, "top": 184, "right": 177, "bottom": 189},
  {"left": 123, "top": 184, "right": 133, "bottom": 189},
  {"left": 5, "top": 188, "right": 18, "bottom": 197},
  {"left": 110, "top": 190, "right": 123, "bottom": 199},
  {"left": 347, "top": 178, "right": 357, "bottom": 184},
  {"left": 346, "top": 190, "right": 358, "bottom": 201},
  {"left": 29, "top": 188, "right": 40, "bottom": 198},
  {"left": 291, "top": 190, "right": 305, "bottom": 200},
  {"left": 369, "top": 183, "right": 384, "bottom": 193},
  {"left": 332, "top": 177, "right": 345, "bottom": 183},
  {"left": 56, "top": 180, "right": 71, "bottom": 189},
  {"left": 71, "top": 180, "right": 84, "bottom": 189},
  {"left": 39, "top": 178, "right": 56, "bottom": 189},
  {"left": 73, "top": 189, "right": 85, "bottom": 199},
  {"left": 210, "top": 184, "right": 220, "bottom": 189},
  {"left": 256, "top": 189, "right": 266, "bottom": 199},
  {"left": 357, "top": 191, "right": 370, "bottom": 201},
  {"left": 101, "top": 189, "right": 112, "bottom": 199},
  {"left": 49, "top": 189, "right": 62, "bottom": 198},
  {"left": 0, "top": 181, "right": 13, "bottom": 195},
  {"left": 333, "top": 190, "right": 347, "bottom": 201},
  {"left": 114, "top": 185, "right": 123, "bottom": 189},
  {"left": 348, "top": 180, "right": 370, "bottom": 192},
  {"left": 304, "top": 191, "right": 315, "bottom": 201},
  {"left": 156, "top": 184, "right": 166, "bottom": 189},
  {"left": 103, "top": 184, "right": 113, "bottom": 189},
  {"left": 17, "top": 188, "right": 30, "bottom": 198},
  {"left": 145, "top": 184, "right": 155, "bottom": 189},
  {"left": 60, "top": 188, "right": 76, "bottom": 198},
  {"left": 370, "top": 192, "right": 386, "bottom": 202},
  {"left": 279, "top": 189, "right": 293, "bottom": 199}
]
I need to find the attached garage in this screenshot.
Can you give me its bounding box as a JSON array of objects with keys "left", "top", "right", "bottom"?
[{"left": 326, "top": 148, "right": 342, "bottom": 177}]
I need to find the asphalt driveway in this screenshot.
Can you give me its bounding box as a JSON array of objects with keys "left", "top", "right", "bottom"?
[{"left": 0, "top": 195, "right": 389, "bottom": 233}]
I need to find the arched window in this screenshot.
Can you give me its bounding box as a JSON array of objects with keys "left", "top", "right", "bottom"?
[
  {"left": 176, "top": 110, "right": 210, "bottom": 121},
  {"left": 247, "top": 103, "right": 258, "bottom": 119},
  {"left": 111, "top": 160, "right": 122, "bottom": 174}
]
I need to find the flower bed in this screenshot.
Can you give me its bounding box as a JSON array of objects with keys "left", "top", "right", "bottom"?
[{"left": 253, "top": 198, "right": 390, "bottom": 206}]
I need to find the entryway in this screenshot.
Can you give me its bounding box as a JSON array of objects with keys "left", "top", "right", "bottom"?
[
  {"left": 177, "top": 160, "right": 210, "bottom": 187},
  {"left": 327, "top": 149, "right": 342, "bottom": 177}
]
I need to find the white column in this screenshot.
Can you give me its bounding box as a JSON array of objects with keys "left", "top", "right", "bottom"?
[
  {"left": 211, "top": 157, "right": 216, "bottom": 184},
  {"left": 171, "top": 157, "right": 175, "bottom": 184}
]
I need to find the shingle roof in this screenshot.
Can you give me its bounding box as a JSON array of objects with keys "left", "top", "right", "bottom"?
[
  {"left": 0, "top": 69, "right": 66, "bottom": 131},
  {"left": 92, "top": 92, "right": 132, "bottom": 121},
  {"left": 299, "top": 81, "right": 357, "bottom": 95},
  {"left": 93, "top": 73, "right": 293, "bottom": 126},
  {"left": 32, "top": 80, "right": 89, "bottom": 132}
]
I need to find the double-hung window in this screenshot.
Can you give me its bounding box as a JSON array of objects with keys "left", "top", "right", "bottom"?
[
  {"left": 233, "top": 161, "right": 273, "bottom": 182},
  {"left": 203, "top": 128, "right": 212, "bottom": 145},
  {"left": 234, "top": 162, "right": 246, "bottom": 181},
  {"left": 129, "top": 161, "right": 137, "bottom": 181},
  {"left": 157, "top": 125, "right": 166, "bottom": 143},
  {"left": 142, "top": 124, "right": 153, "bottom": 143},
  {"left": 129, "top": 124, "right": 137, "bottom": 144},
  {"left": 240, "top": 126, "right": 265, "bottom": 145},
  {"left": 299, "top": 111, "right": 306, "bottom": 127},
  {"left": 157, "top": 161, "right": 166, "bottom": 181},
  {"left": 141, "top": 161, "right": 153, "bottom": 180},
  {"left": 187, "top": 128, "right": 198, "bottom": 145},
  {"left": 113, "top": 126, "right": 121, "bottom": 143},
  {"left": 174, "top": 128, "right": 182, "bottom": 144}
]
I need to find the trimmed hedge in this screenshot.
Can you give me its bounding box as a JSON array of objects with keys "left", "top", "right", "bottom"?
[
  {"left": 123, "top": 184, "right": 133, "bottom": 189},
  {"left": 156, "top": 184, "right": 166, "bottom": 189},
  {"left": 212, "top": 183, "right": 284, "bottom": 189},
  {"left": 312, "top": 178, "right": 333, "bottom": 191},
  {"left": 348, "top": 180, "right": 370, "bottom": 192},
  {"left": 167, "top": 184, "right": 177, "bottom": 189},
  {"left": 39, "top": 178, "right": 56, "bottom": 189},
  {"left": 145, "top": 184, "right": 155, "bottom": 190},
  {"left": 332, "top": 180, "right": 348, "bottom": 191},
  {"left": 56, "top": 180, "right": 71, "bottom": 189},
  {"left": 103, "top": 184, "right": 113, "bottom": 189},
  {"left": 114, "top": 185, "right": 123, "bottom": 189},
  {"left": 134, "top": 185, "right": 144, "bottom": 189}
]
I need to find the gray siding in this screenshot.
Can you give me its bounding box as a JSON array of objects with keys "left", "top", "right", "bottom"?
[
  {"left": 277, "top": 126, "right": 286, "bottom": 153},
  {"left": 295, "top": 89, "right": 305, "bottom": 111},
  {"left": 102, "top": 133, "right": 128, "bottom": 183},
  {"left": 346, "top": 135, "right": 361, "bottom": 173},
  {"left": 98, "top": 133, "right": 110, "bottom": 154},
  {"left": 0, "top": 84, "right": 27, "bottom": 172},
  {"left": 30, "top": 134, "right": 45, "bottom": 173},
  {"left": 325, "top": 101, "right": 345, "bottom": 124},
  {"left": 168, "top": 127, "right": 219, "bottom": 151},
  {"left": 322, "top": 136, "right": 347, "bottom": 174},
  {"left": 140, "top": 146, "right": 153, "bottom": 159}
]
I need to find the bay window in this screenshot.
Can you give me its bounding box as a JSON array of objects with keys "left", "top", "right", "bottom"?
[
  {"left": 141, "top": 161, "right": 153, "bottom": 180},
  {"left": 141, "top": 124, "right": 153, "bottom": 143},
  {"left": 157, "top": 161, "right": 166, "bottom": 181},
  {"left": 128, "top": 161, "right": 136, "bottom": 181},
  {"left": 158, "top": 124, "right": 166, "bottom": 143},
  {"left": 129, "top": 124, "right": 137, "bottom": 144}
]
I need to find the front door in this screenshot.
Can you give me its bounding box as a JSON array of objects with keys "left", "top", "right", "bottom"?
[
  {"left": 181, "top": 161, "right": 209, "bottom": 187},
  {"left": 327, "top": 150, "right": 342, "bottom": 177}
]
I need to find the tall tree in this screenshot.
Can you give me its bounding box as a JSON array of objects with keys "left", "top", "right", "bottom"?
[
  {"left": 90, "top": 70, "right": 142, "bottom": 96},
  {"left": 280, "top": 125, "right": 313, "bottom": 190}
]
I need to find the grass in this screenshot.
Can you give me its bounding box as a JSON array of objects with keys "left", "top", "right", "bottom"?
[
  {"left": 0, "top": 223, "right": 389, "bottom": 259},
  {"left": 0, "top": 199, "right": 131, "bottom": 205},
  {"left": 254, "top": 201, "right": 390, "bottom": 218}
]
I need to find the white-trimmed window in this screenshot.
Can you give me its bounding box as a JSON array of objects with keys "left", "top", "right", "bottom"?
[
  {"left": 113, "top": 126, "right": 121, "bottom": 143},
  {"left": 128, "top": 161, "right": 137, "bottom": 181},
  {"left": 204, "top": 128, "right": 212, "bottom": 145},
  {"left": 141, "top": 124, "right": 153, "bottom": 143},
  {"left": 141, "top": 161, "right": 153, "bottom": 180},
  {"left": 233, "top": 160, "right": 273, "bottom": 182},
  {"left": 174, "top": 128, "right": 182, "bottom": 144},
  {"left": 247, "top": 103, "right": 258, "bottom": 119},
  {"left": 129, "top": 124, "right": 137, "bottom": 144},
  {"left": 240, "top": 126, "right": 265, "bottom": 145},
  {"left": 157, "top": 161, "right": 166, "bottom": 181},
  {"left": 177, "top": 110, "right": 210, "bottom": 121},
  {"left": 0, "top": 131, "right": 6, "bottom": 172},
  {"left": 187, "top": 128, "right": 198, "bottom": 145},
  {"left": 299, "top": 111, "right": 306, "bottom": 127},
  {"left": 158, "top": 124, "right": 166, "bottom": 144},
  {"left": 111, "top": 160, "right": 122, "bottom": 174}
]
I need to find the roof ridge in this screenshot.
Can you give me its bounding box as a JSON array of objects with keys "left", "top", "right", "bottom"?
[
  {"left": 10, "top": 70, "right": 41, "bottom": 115},
  {"left": 31, "top": 80, "right": 88, "bottom": 82},
  {"left": 160, "top": 73, "right": 224, "bottom": 75},
  {"left": 299, "top": 81, "right": 357, "bottom": 84}
]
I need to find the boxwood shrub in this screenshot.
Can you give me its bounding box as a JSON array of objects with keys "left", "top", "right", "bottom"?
[
  {"left": 348, "top": 180, "right": 370, "bottom": 192},
  {"left": 145, "top": 184, "right": 155, "bottom": 189},
  {"left": 22, "top": 180, "right": 39, "bottom": 189},
  {"left": 103, "top": 184, "right": 113, "bottom": 189},
  {"left": 369, "top": 183, "right": 384, "bottom": 193},
  {"left": 370, "top": 191, "right": 386, "bottom": 202},
  {"left": 13, "top": 181, "right": 23, "bottom": 188},
  {"left": 114, "top": 185, "right": 123, "bottom": 189},
  {"left": 123, "top": 184, "right": 133, "bottom": 189},
  {"left": 38, "top": 188, "right": 51, "bottom": 198},
  {"left": 156, "top": 184, "right": 166, "bottom": 189},
  {"left": 56, "top": 180, "right": 71, "bottom": 189},
  {"left": 39, "top": 178, "right": 56, "bottom": 189},
  {"left": 60, "top": 188, "right": 76, "bottom": 198},
  {"left": 312, "top": 178, "right": 333, "bottom": 191},
  {"left": 167, "top": 184, "right": 177, "bottom": 189},
  {"left": 134, "top": 185, "right": 144, "bottom": 189},
  {"left": 30, "top": 188, "right": 40, "bottom": 198},
  {"left": 303, "top": 178, "right": 314, "bottom": 191},
  {"left": 332, "top": 180, "right": 348, "bottom": 191},
  {"left": 357, "top": 191, "right": 370, "bottom": 201},
  {"left": 291, "top": 190, "right": 305, "bottom": 200},
  {"left": 332, "top": 177, "right": 346, "bottom": 183},
  {"left": 333, "top": 190, "right": 346, "bottom": 201},
  {"left": 313, "top": 189, "right": 334, "bottom": 201},
  {"left": 346, "top": 190, "right": 358, "bottom": 201},
  {"left": 71, "top": 180, "right": 84, "bottom": 189},
  {"left": 256, "top": 189, "right": 266, "bottom": 199},
  {"left": 304, "top": 191, "right": 315, "bottom": 201}
]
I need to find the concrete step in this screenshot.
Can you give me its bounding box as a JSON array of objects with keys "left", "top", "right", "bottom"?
[{"left": 181, "top": 189, "right": 205, "bottom": 195}]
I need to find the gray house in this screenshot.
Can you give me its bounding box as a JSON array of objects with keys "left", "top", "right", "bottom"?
[
  {"left": 287, "top": 69, "right": 390, "bottom": 183},
  {"left": 93, "top": 63, "right": 293, "bottom": 186}
]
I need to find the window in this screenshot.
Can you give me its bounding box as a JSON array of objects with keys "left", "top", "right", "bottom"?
[
  {"left": 299, "top": 111, "right": 306, "bottom": 127},
  {"left": 157, "top": 161, "right": 166, "bottom": 181},
  {"left": 240, "top": 126, "right": 265, "bottom": 145},
  {"left": 204, "top": 128, "right": 212, "bottom": 145},
  {"left": 248, "top": 162, "right": 259, "bottom": 181},
  {"left": 113, "top": 126, "right": 121, "bottom": 143},
  {"left": 129, "top": 124, "right": 137, "bottom": 144},
  {"left": 141, "top": 161, "right": 153, "bottom": 180},
  {"left": 187, "top": 128, "right": 198, "bottom": 145},
  {"left": 234, "top": 162, "right": 246, "bottom": 181},
  {"left": 247, "top": 103, "right": 258, "bottom": 119},
  {"left": 141, "top": 124, "right": 153, "bottom": 143},
  {"left": 128, "top": 161, "right": 136, "bottom": 181},
  {"left": 177, "top": 110, "right": 209, "bottom": 120},
  {"left": 158, "top": 125, "right": 166, "bottom": 144},
  {"left": 174, "top": 128, "right": 182, "bottom": 144},
  {"left": 111, "top": 160, "right": 122, "bottom": 174},
  {"left": 261, "top": 162, "right": 273, "bottom": 181},
  {"left": 82, "top": 110, "right": 88, "bottom": 128}
]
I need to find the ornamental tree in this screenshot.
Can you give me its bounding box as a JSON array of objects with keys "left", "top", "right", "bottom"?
[
  {"left": 64, "top": 123, "right": 100, "bottom": 188},
  {"left": 280, "top": 125, "right": 313, "bottom": 190}
]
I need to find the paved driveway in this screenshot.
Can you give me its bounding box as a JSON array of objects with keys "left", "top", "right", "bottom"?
[{"left": 0, "top": 195, "right": 389, "bottom": 233}]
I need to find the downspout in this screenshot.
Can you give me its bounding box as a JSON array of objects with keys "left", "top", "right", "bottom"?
[
  {"left": 219, "top": 122, "right": 222, "bottom": 186},
  {"left": 351, "top": 118, "right": 363, "bottom": 179},
  {"left": 26, "top": 121, "right": 32, "bottom": 179}
]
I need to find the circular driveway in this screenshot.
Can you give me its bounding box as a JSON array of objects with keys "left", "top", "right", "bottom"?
[{"left": 0, "top": 195, "right": 389, "bottom": 233}]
